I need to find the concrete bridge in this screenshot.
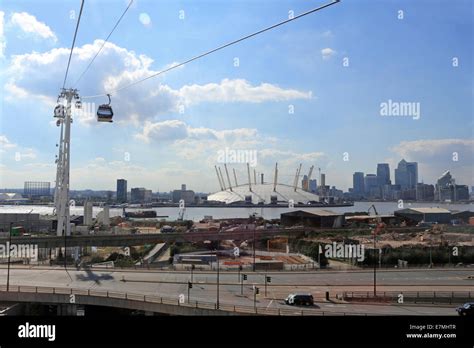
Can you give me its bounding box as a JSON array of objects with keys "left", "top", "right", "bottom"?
[
  {"left": 0, "top": 285, "right": 331, "bottom": 316},
  {"left": 0, "top": 228, "right": 306, "bottom": 248}
]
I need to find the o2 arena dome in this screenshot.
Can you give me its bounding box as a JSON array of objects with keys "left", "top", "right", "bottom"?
[{"left": 207, "top": 163, "right": 321, "bottom": 205}]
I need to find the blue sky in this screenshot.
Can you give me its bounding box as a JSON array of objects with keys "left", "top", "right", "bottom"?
[{"left": 0, "top": 0, "right": 472, "bottom": 192}]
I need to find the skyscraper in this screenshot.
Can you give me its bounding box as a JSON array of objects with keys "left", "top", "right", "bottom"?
[
  {"left": 364, "top": 174, "right": 378, "bottom": 195},
  {"left": 116, "top": 179, "right": 127, "bottom": 203},
  {"left": 309, "top": 179, "right": 317, "bottom": 193},
  {"left": 394, "top": 159, "right": 418, "bottom": 190},
  {"left": 376, "top": 163, "right": 391, "bottom": 186},
  {"left": 353, "top": 172, "right": 365, "bottom": 194},
  {"left": 302, "top": 175, "right": 309, "bottom": 191}
]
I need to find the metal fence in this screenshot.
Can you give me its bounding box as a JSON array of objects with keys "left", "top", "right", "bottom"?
[
  {"left": 342, "top": 291, "right": 473, "bottom": 304},
  {"left": 0, "top": 285, "right": 374, "bottom": 316}
]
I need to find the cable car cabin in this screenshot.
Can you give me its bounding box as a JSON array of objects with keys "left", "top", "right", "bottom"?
[
  {"left": 97, "top": 105, "right": 114, "bottom": 122},
  {"left": 54, "top": 105, "right": 65, "bottom": 118}
]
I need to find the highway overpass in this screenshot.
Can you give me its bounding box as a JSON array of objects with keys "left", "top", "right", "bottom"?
[
  {"left": 0, "top": 267, "right": 470, "bottom": 315},
  {"left": 0, "top": 228, "right": 306, "bottom": 248}
]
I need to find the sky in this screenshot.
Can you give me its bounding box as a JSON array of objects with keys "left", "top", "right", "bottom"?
[{"left": 0, "top": 0, "right": 472, "bottom": 193}]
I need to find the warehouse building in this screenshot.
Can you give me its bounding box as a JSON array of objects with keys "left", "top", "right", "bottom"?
[
  {"left": 394, "top": 207, "right": 452, "bottom": 224},
  {"left": 280, "top": 210, "right": 345, "bottom": 228}
]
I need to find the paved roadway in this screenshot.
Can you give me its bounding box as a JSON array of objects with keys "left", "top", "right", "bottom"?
[{"left": 1, "top": 267, "right": 472, "bottom": 315}]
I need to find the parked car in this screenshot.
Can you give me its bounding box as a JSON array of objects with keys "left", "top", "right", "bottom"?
[
  {"left": 160, "top": 225, "right": 175, "bottom": 233},
  {"left": 456, "top": 302, "right": 474, "bottom": 316},
  {"left": 285, "top": 293, "right": 314, "bottom": 306}
]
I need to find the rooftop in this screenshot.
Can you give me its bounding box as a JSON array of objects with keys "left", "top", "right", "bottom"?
[{"left": 396, "top": 207, "right": 451, "bottom": 214}]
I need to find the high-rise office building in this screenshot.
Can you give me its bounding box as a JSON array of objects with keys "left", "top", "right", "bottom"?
[
  {"left": 319, "top": 173, "right": 326, "bottom": 196},
  {"left": 377, "top": 163, "right": 391, "bottom": 186},
  {"left": 353, "top": 172, "right": 365, "bottom": 194},
  {"left": 416, "top": 183, "right": 435, "bottom": 201},
  {"left": 364, "top": 174, "right": 378, "bottom": 195},
  {"left": 302, "top": 175, "right": 309, "bottom": 191},
  {"left": 309, "top": 179, "right": 317, "bottom": 193},
  {"left": 116, "top": 179, "right": 127, "bottom": 203},
  {"left": 394, "top": 159, "right": 418, "bottom": 190}
]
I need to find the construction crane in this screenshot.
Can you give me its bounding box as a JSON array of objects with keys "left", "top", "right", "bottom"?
[
  {"left": 293, "top": 163, "right": 302, "bottom": 191},
  {"left": 307, "top": 165, "right": 314, "bottom": 182},
  {"left": 304, "top": 165, "right": 314, "bottom": 191}
]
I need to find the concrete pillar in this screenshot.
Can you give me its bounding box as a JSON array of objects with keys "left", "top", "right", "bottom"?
[
  {"left": 103, "top": 206, "right": 110, "bottom": 226},
  {"left": 84, "top": 201, "right": 93, "bottom": 226}
]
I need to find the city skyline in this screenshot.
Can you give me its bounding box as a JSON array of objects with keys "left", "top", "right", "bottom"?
[
  {"left": 0, "top": 0, "right": 472, "bottom": 192},
  {"left": 1, "top": 157, "right": 471, "bottom": 199}
]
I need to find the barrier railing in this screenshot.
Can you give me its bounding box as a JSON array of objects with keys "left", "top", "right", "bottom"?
[
  {"left": 0, "top": 285, "right": 375, "bottom": 316},
  {"left": 342, "top": 291, "right": 472, "bottom": 304}
]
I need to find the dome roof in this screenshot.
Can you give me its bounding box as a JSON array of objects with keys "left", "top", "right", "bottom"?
[{"left": 207, "top": 183, "right": 320, "bottom": 205}]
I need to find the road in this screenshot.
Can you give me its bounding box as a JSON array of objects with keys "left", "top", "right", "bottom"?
[{"left": 1, "top": 267, "right": 472, "bottom": 315}]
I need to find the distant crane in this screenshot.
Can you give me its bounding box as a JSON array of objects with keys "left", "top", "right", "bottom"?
[
  {"left": 293, "top": 163, "right": 302, "bottom": 192},
  {"left": 305, "top": 165, "right": 314, "bottom": 191}
]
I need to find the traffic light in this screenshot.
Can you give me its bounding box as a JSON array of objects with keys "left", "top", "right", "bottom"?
[
  {"left": 255, "top": 287, "right": 259, "bottom": 294},
  {"left": 188, "top": 281, "right": 193, "bottom": 289},
  {"left": 242, "top": 274, "right": 247, "bottom": 281},
  {"left": 266, "top": 276, "right": 271, "bottom": 283}
]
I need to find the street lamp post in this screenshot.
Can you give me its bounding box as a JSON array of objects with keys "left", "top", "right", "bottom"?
[
  {"left": 373, "top": 232, "right": 376, "bottom": 297},
  {"left": 216, "top": 251, "right": 220, "bottom": 310},
  {"left": 429, "top": 243, "right": 433, "bottom": 268},
  {"left": 253, "top": 226, "right": 256, "bottom": 272},
  {"left": 253, "top": 285, "right": 259, "bottom": 311},
  {"left": 6, "top": 219, "right": 26, "bottom": 291},
  {"left": 7, "top": 222, "right": 13, "bottom": 291},
  {"left": 190, "top": 264, "right": 195, "bottom": 283}
]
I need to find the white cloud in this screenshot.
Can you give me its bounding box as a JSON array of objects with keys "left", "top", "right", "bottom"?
[
  {"left": 10, "top": 12, "right": 57, "bottom": 42},
  {"left": 391, "top": 139, "right": 474, "bottom": 160},
  {"left": 5, "top": 40, "right": 313, "bottom": 124},
  {"left": 321, "top": 47, "right": 336, "bottom": 60},
  {"left": 390, "top": 138, "right": 474, "bottom": 185},
  {"left": 178, "top": 79, "right": 312, "bottom": 105},
  {"left": 134, "top": 120, "right": 189, "bottom": 143},
  {"left": 0, "top": 11, "right": 5, "bottom": 58},
  {"left": 0, "top": 135, "right": 17, "bottom": 149},
  {"left": 134, "top": 119, "right": 258, "bottom": 145}
]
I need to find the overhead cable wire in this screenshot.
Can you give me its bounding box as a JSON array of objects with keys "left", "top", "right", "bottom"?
[
  {"left": 62, "top": 0, "right": 85, "bottom": 89},
  {"left": 73, "top": 0, "right": 134, "bottom": 87},
  {"left": 82, "top": 0, "right": 340, "bottom": 99}
]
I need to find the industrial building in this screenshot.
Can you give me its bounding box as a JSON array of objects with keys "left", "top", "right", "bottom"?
[
  {"left": 130, "top": 187, "right": 152, "bottom": 203},
  {"left": 280, "top": 210, "right": 345, "bottom": 228},
  {"left": 394, "top": 207, "right": 452, "bottom": 224},
  {"left": 23, "top": 181, "right": 51, "bottom": 198},
  {"left": 0, "top": 213, "right": 57, "bottom": 233},
  {"left": 172, "top": 184, "right": 195, "bottom": 204}
]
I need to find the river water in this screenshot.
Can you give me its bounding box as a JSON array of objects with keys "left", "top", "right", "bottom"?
[{"left": 0, "top": 202, "right": 472, "bottom": 221}]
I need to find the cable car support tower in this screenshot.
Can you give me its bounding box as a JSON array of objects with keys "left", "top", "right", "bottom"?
[{"left": 54, "top": 89, "right": 80, "bottom": 237}]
